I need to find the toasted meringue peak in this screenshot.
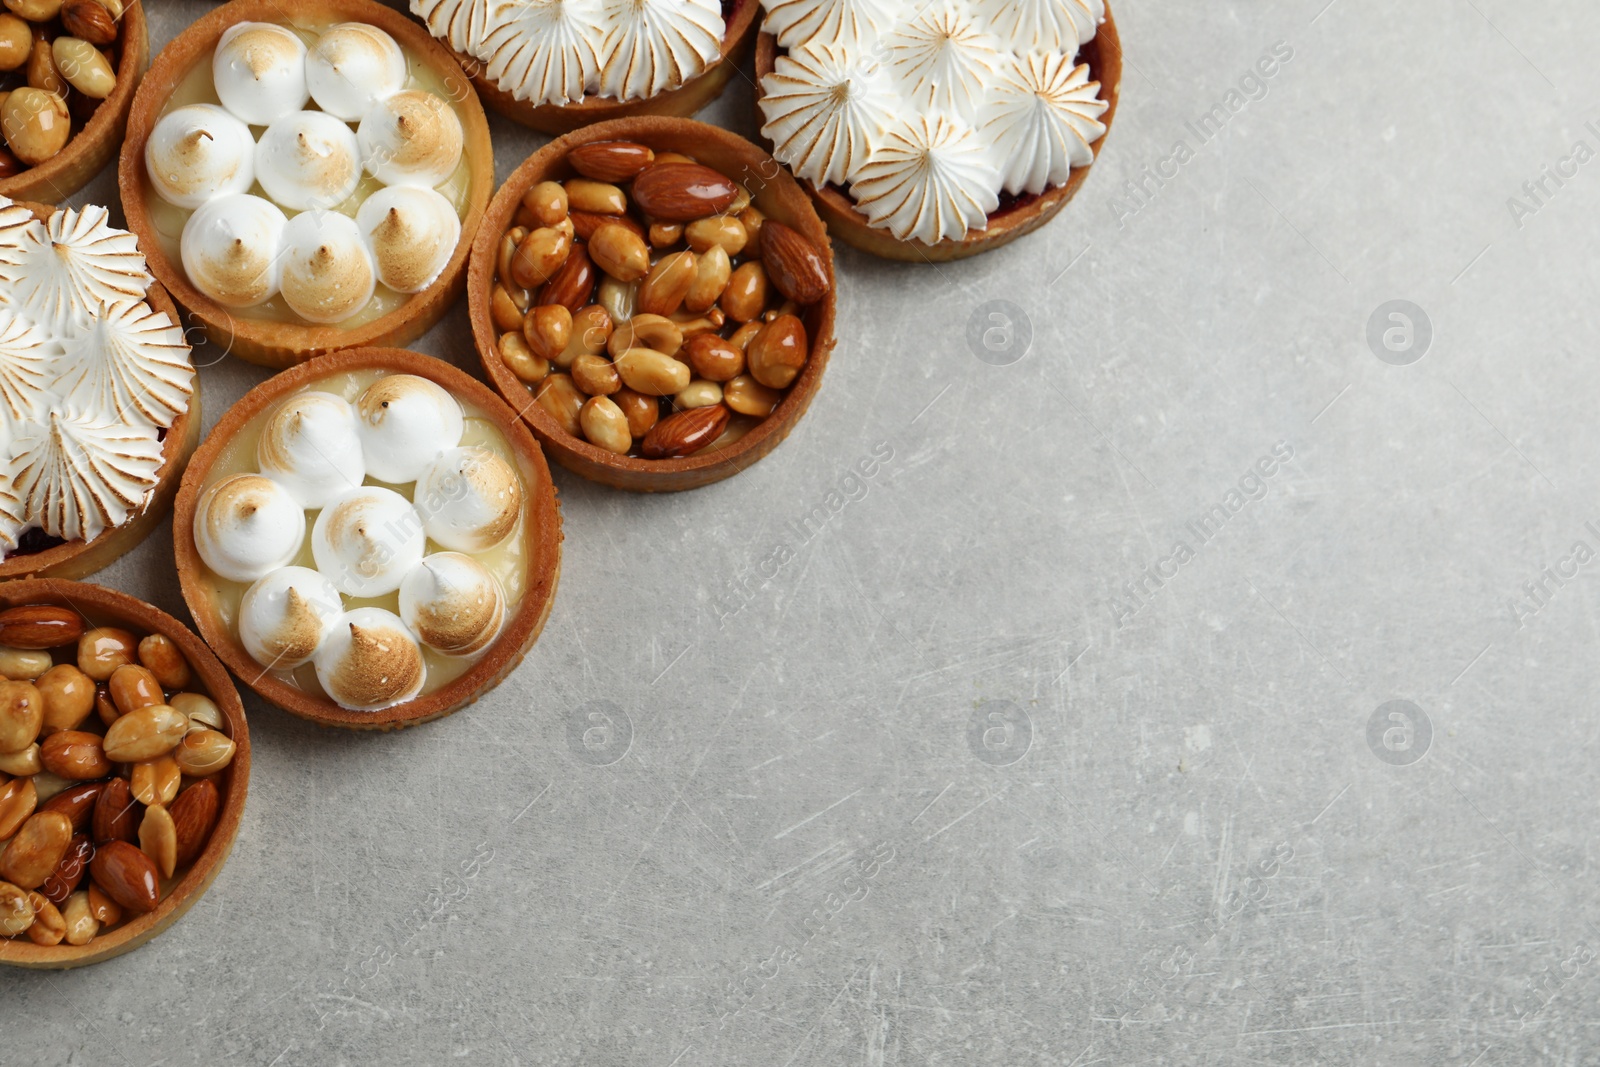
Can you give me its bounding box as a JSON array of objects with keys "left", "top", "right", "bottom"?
[
  {"left": 0, "top": 308, "right": 52, "bottom": 423},
  {"left": 411, "top": 0, "right": 495, "bottom": 55},
  {"left": 355, "top": 186, "right": 462, "bottom": 294},
  {"left": 55, "top": 301, "right": 195, "bottom": 429},
  {"left": 0, "top": 204, "right": 148, "bottom": 332},
  {"left": 278, "top": 211, "right": 376, "bottom": 325},
  {"left": 414, "top": 446, "right": 523, "bottom": 553},
  {"left": 180, "top": 194, "right": 288, "bottom": 308},
  {"left": 885, "top": 7, "right": 1002, "bottom": 120},
  {"left": 213, "top": 22, "right": 310, "bottom": 126},
  {"left": 399, "top": 552, "right": 505, "bottom": 657},
  {"left": 313, "top": 607, "right": 426, "bottom": 711},
  {"left": 193, "top": 472, "right": 307, "bottom": 582},
  {"left": 306, "top": 23, "right": 407, "bottom": 121},
  {"left": 760, "top": 42, "right": 895, "bottom": 188},
  {"left": 312, "top": 486, "right": 426, "bottom": 597},
  {"left": 256, "top": 391, "right": 366, "bottom": 508},
  {"left": 256, "top": 111, "right": 363, "bottom": 212},
  {"left": 480, "top": 0, "right": 604, "bottom": 107},
  {"left": 761, "top": 0, "right": 895, "bottom": 52},
  {"left": 0, "top": 198, "right": 42, "bottom": 259},
  {"left": 144, "top": 104, "right": 258, "bottom": 211},
  {"left": 850, "top": 114, "right": 1000, "bottom": 245},
  {"left": 596, "top": 0, "right": 723, "bottom": 102},
  {"left": 970, "top": 0, "right": 1105, "bottom": 52},
  {"left": 358, "top": 91, "right": 464, "bottom": 189},
  {"left": 238, "top": 566, "right": 345, "bottom": 669},
  {"left": 985, "top": 53, "right": 1107, "bottom": 195},
  {"left": 10, "top": 408, "right": 164, "bottom": 543},
  {"left": 354, "top": 374, "right": 464, "bottom": 484}
]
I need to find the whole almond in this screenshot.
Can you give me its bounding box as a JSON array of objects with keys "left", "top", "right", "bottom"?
[
  {"left": 747, "top": 314, "right": 809, "bottom": 390},
  {"left": 169, "top": 779, "right": 219, "bottom": 868},
  {"left": 589, "top": 222, "right": 650, "bottom": 283},
  {"left": 24, "top": 891, "right": 64, "bottom": 945},
  {"left": 102, "top": 703, "right": 187, "bottom": 762},
  {"left": 61, "top": 0, "right": 117, "bottom": 47},
  {"left": 0, "top": 678, "right": 42, "bottom": 753},
  {"left": 39, "top": 730, "right": 111, "bottom": 780},
  {"left": 139, "top": 804, "right": 176, "bottom": 879},
  {"left": 642, "top": 404, "right": 731, "bottom": 459},
  {"left": 0, "top": 605, "right": 85, "bottom": 649},
  {"left": 92, "top": 776, "right": 137, "bottom": 844},
  {"left": 538, "top": 243, "right": 595, "bottom": 313},
  {"left": 39, "top": 833, "right": 92, "bottom": 905},
  {"left": 0, "top": 774, "right": 35, "bottom": 839},
  {"left": 567, "top": 140, "right": 655, "bottom": 182},
  {"left": 39, "top": 779, "right": 101, "bottom": 832},
  {"left": 89, "top": 840, "right": 159, "bottom": 914},
  {"left": 630, "top": 163, "right": 739, "bottom": 222},
  {"left": 759, "top": 221, "right": 831, "bottom": 305},
  {"left": 637, "top": 250, "right": 696, "bottom": 317},
  {"left": 0, "top": 810, "right": 72, "bottom": 889}
]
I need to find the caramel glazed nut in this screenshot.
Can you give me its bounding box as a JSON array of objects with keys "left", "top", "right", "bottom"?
[
  {"left": 0, "top": 604, "right": 230, "bottom": 948},
  {"left": 0, "top": 0, "right": 123, "bottom": 176},
  {"left": 494, "top": 141, "right": 831, "bottom": 459}
]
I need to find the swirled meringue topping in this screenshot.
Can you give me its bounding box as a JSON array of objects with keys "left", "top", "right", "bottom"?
[
  {"left": 851, "top": 114, "right": 1001, "bottom": 245},
  {"left": 10, "top": 409, "right": 165, "bottom": 543},
  {"left": 763, "top": 0, "right": 896, "bottom": 51},
  {"left": 759, "top": 43, "right": 896, "bottom": 188},
  {"left": 480, "top": 0, "right": 603, "bottom": 108},
  {"left": 885, "top": 7, "right": 1002, "bottom": 120},
  {"left": 398, "top": 552, "right": 505, "bottom": 657},
  {"left": 0, "top": 308, "right": 52, "bottom": 423},
  {"left": 0, "top": 204, "right": 147, "bottom": 332},
  {"left": 597, "top": 0, "right": 723, "bottom": 102},
  {"left": 239, "top": 566, "right": 346, "bottom": 670},
  {"left": 54, "top": 301, "right": 194, "bottom": 428},
  {"left": 970, "top": 0, "right": 1105, "bottom": 53},
  {"left": 985, "top": 52, "right": 1108, "bottom": 195},
  {"left": 313, "top": 606, "right": 427, "bottom": 711},
  {"left": 412, "top": 0, "right": 496, "bottom": 55}
]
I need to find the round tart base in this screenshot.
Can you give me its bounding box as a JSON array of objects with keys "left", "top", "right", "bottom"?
[
  {"left": 0, "top": 579, "right": 250, "bottom": 970},
  {"left": 753, "top": 3, "right": 1123, "bottom": 263},
  {"left": 117, "top": 0, "right": 495, "bottom": 370},
  {"left": 0, "top": 202, "right": 202, "bottom": 582},
  {"left": 471, "top": 116, "right": 837, "bottom": 493},
  {"left": 0, "top": 1, "right": 149, "bottom": 204},
  {"left": 173, "top": 347, "right": 563, "bottom": 731},
  {"left": 451, "top": 0, "right": 758, "bottom": 135}
]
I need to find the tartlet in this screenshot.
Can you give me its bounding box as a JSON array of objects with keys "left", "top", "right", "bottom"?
[
  {"left": 416, "top": 0, "right": 759, "bottom": 135},
  {"left": 0, "top": 0, "right": 149, "bottom": 204},
  {"left": 0, "top": 199, "right": 200, "bottom": 583},
  {"left": 0, "top": 578, "right": 250, "bottom": 970},
  {"left": 471, "top": 117, "right": 836, "bottom": 493},
  {"left": 118, "top": 0, "right": 494, "bottom": 369},
  {"left": 753, "top": 0, "right": 1122, "bottom": 262},
  {"left": 174, "top": 348, "right": 562, "bottom": 730}
]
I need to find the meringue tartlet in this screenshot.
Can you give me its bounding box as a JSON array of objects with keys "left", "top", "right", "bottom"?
[
  {"left": 0, "top": 198, "right": 201, "bottom": 582},
  {"left": 175, "top": 348, "right": 561, "bottom": 730},
  {"left": 119, "top": 0, "right": 493, "bottom": 369},
  {"left": 753, "top": 0, "right": 1123, "bottom": 261},
  {"left": 414, "top": 0, "right": 759, "bottom": 134}
]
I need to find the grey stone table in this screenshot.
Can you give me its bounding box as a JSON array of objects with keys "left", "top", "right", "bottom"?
[{"left": 5, "top": 1, "right": 1594, "bottom": 1063}]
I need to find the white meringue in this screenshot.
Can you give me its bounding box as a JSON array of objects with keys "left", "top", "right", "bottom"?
[
  {"left": 238, "top": 565, "right": 345, "bottom": 669},
  {"left": 985, "top": 53, "right": 1108, "bottom": 195},
  {"left": 885, "top": 7, "right": 1003, "bottom": 120},
  {"left": 54, "top": 301, "right": 194, "bottom": 429},
  {"left": 0, "top": 198, "right": 41, "bottom": 262},
  {"left": 11, "top": 408, "right": 165, "bottom": 543},
  {"left": 399, "top": 552, "right": 504, "bottom": 656},
  {"left": 255, "top": 110, "right": 363, "bottom": 211},
  {"left": 213, "top": 22, "right": 310, "bottom": 126},
  {"left": 311, "top": 486, "right": 426, "bottom": 597},
  {"left": 193, "top": 472, "right": 307, "bottom": 583},
  {"left": 761, "top": 0, "right": 895, "bottom": 52},
  {"left": 353, "top": 374, "right": 464, "bottom": 484},
  {"left": 180, "top": 194, "right": 288, "bottom": 308},
  {"left": 414, "top": 446, "right": 522, "bottom": 553},
  {"left": 479, "top": 0, "right": 603, "bottom": 107},
  {"left": 277, "top": 210, "right": 376, "bottom": 325},
  {"left": 0, "top": 478, "right": 21, "bottom": 555},
  {"left": 970, "top": 0, "right": 1105, "bottom": 52},
  {"left": 144, "top": 104, "right": 257, "bottom": 210},
  {"left": 849, "top": 114, "right": 1000, "bottom": 245},
  {"left": 357, "top": 91, "right": 464, "bottom": 189},
  {"left": 256, "top": 391, "right": 366, "bottom": 508},
  {"left": 313, "top": 607, "right": 426, "bottom": 711},
  {"left": 759, "top": 42, "right": 895, "bottom": 188},
  {"left": 596, "top": 0, "right": 722, "bottom": 103},
  {"left": 306, "top": 23, "right": 407, "bottom": 122},
  {"left": 355, "top": 185, "right": 461, "bottom": 294},
  {"left": 0, "top": 204, "right": 148, "bottom": 333},
  {"left": 410, "top": 0, "right": 495, "bottom": 56},
  {"left": 0, "top": 308, "right": 52, "bottom": 423}
]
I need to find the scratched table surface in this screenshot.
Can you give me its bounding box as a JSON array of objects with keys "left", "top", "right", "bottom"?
[{"left": 5, "top": 0, "right": 1594, "bottom": 1063}]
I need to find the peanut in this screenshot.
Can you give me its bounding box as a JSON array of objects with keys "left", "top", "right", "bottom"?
[
  {"left": 24, "top": 890, "right": 63, "bottom": 945},
  {"left": 675, "top": 380, "right": 724, "bottom": 410},
  {"left": 0, "top": 810, "right": 72, "bottom": 889},
  {"left": 511, "top": 226, "right": 572, "bottom": 289},
  {"left": 500, "top": 331, "right": 549, "bottom": 385},
  {"left": 0, "top": 679, "right": 42, "bottom": 753},
  {"left": 614, "top": 389, "right": 659, "bottom": 438},
  {"left": 0, "top": 743, "right": 39, "bottom": 776},
  {"left": 720, "top": 261, "right": 768, "bottom": 323},
  {"left": 35, "top": 664, "right": 93, "bottom": 734},
  {"left": 61, "top": 890, "right": 95, "bottom": 945},
  {"left": 608, "top": 314, "right": 682, "bottom": 360},
  {"left": 137, "top": 634, "right": 192, "bottom": 691},
  {"left": 173, "top": 728, "right": 236, "bottom": 777},
  {"left": 724, "top": 375, "right": 782, "bottom": 418},
  {"left": 102, "top": 704, "right": 188, "bottom": 763},
  {"left": 686, "top": 216, "right": 748, "bottom": 257},
  {"left": 0, "top": 880, "right": 31, "bottom": 935},
  {"left": 535, "top": 374, "right": 584, "bottom": 437},
  {"left": 579, "top": 397, "right": 631, "bottom": 455},
  {"left": 684, "top": 245, "right": 731, "bottom": 314},
  {"left": 571, "top": 353, "right": 620, "bottom": 396},
  {"left": 76, "top": 627, "right": 136, "bottom": 681},
  {"left": 637, "top": 251, "right": 696, "bottom": 317},
  {"left": 131, "top": 755, "right": 181, "bottom": 806},
  {"left": 522, "top": 303, "right": 572, "bottom": 362},
  {"left": 108, "top": 664, "right": 163, "bottom": 716},
  {"left": 0, "top": 644, "right": 50, "bottom": 679},
  {"left": 169, "top": 692, "right": 225, "bottom": 732},
  {"left": 615, "top": 348, "right": 691, "bottom": 397},
  {"left": 522, "top": 181, "right": 568, "bottom": 227},
  {"left": 564, "top": 179, "right": 626, "bottom": 216},
  {"left": 589, "top": 222, "right": 650, "bottom": 283},
  {"left": 139, "top": 805, "right": 177, "bottom": 879},
  {"left": 0, "top": 775, "right": 34, "bottom": 839},
  {"left": 52, "top": 36, "right": 113, "bottom": 99}
]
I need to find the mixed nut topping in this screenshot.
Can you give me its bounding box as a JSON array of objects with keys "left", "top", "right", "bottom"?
[
  {"left": 0, "top": 0, "right": 123, "bottom": 176},
  {"left": 491, "top": 140, "right": 831, "bottom": 460},
  {"left": 0, "top": 604, "right": 232, "bottom": 948}
]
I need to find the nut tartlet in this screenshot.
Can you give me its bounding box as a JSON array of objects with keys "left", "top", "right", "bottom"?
[
  {"left": 118, "top": 0, "right": 494, "bottom": 369},
  {"left": 174, "top": 348, "right": 562, "bottom": 730},
  {"left": 415, "top": 0, "right": 759, "bottom": 135},
  {"left": 753, "top": 0, "right": 1122, "bottom": 262},
  {"left": 0, "top": 198, "right": 200, "bottom": 582},
  {"left": 0, "top": 579, "right": 249, "bottom": 970},
  {"left": 471, "top": 117, "right": 836, "bottom": 493},
  {"left": 0, "top": 0, "right": 148, "bottom": 204}
]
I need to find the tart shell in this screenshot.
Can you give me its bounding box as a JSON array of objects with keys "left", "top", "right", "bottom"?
[
  {"left": 117, "top": 0, "right": 495, "bottom": 370},
  {"left": 173, "top": 347, "right": 563, "bottom": 731},
  {"left": 0, "top": 0, "right": 149, "bottom": 204},
  {"left": 753, "top": 2, "right": 1123, "bottom": 262},
  {"left": 470, "top": 117, "right": 837, "bottom": 493},
  {"left": 0, "top": 578, "right": 250, "bottom": 970},
  {"left": 451, "top": 0, "right": 759, "bottom": 135},
  {"left": 0, "top": 202, "right": 202, "bottom": 583}
]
